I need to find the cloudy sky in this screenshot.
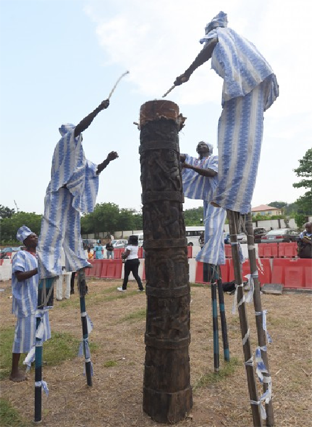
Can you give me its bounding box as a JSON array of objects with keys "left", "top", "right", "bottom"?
[{"left": 0, "top": 0, "right": 311, "bottom": 215}]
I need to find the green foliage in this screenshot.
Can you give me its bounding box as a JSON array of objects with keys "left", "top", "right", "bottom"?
[
  {"left": 0, "top": 205, "right": 15, "bottom": 219},
  {"left": 0, "top": 398, "right": 31, "bottom": 427},
  {"left": 294, "top": 213, "right": 308, "bottom": 229},
  {"left": 0, "top": 211, "right": 42, "bottom": 244},
  {"left": 81, "top": 202, "right": 143, "bottom": 235},
  {"left": 103, "top": 360, "right": 118, "bottom": 368},
  {"left": 183, "top": 206, "right": 204, "bottom": 226},
  {"left": 268, "top": 201, "right": 287, "bottom": 209},
  {"left": 293, "top": 148, "right": 312, "bottom": 215}
]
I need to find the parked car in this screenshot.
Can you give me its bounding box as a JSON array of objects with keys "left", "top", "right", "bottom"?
[
  {"left": 261, "top": 228, "right": 299, "bottom": 243},
  {"left": 112, "top": 239, "right": 128, "bottom": 249}
]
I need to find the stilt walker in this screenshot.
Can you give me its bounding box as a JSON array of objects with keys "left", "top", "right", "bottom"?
[
  {"left": 165, "top": 10, "right": 278, "bottom": 425},
  {"left": 180, "top": 144, "right": 229, "bottom": 369}
]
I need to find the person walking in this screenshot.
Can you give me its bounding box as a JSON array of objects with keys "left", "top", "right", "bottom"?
[
  {"left": 117, "top": 235, "right": 144, "bottom": 292},
  {"left": 10, "top": 226, "right": 51, "bottom": 382}
]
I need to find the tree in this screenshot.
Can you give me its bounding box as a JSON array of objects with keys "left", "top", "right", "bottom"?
[
  {"left": 183, "top": 207, "right": 204, "bottom": 226},
  {"left": 268, "top": 201, "right": 286, "bottom": 209},
  {"left": 0, "top": 211, "right": 42, "bottom": 244},
  {"left": 293, "top": 148, "right": 312, "bottom": 215},
  {"left": 0, "top": 205, "right": 15, "bottom": 219}
]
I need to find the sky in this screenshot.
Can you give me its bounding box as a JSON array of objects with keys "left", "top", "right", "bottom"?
[{"left": 0, "top": 0, "right": 311, "bottom": 216}]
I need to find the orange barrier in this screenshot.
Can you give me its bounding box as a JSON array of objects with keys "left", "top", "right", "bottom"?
[
  {"left": 258, "top": 243, "right": 278, "bottom": 258},
  {"left": 228, "top": 258, "right": 272, "bottom": 285},
  {"left": 138, "top": 247, "right": 144, "bottom": 259},
  {"left": 113, "top": 248, "right": 124, "bottom": 260},
  {"left": 278, "top": 242, "right": 298, "bottom": 258},
  {"left": 271, "top": 258, "right": 312, "bottom": 289},
  {"left": 85, "top": 260, "right": 96, "bottom": 277}
]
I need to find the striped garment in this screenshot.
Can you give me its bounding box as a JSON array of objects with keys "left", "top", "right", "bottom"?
[
  {"left": 12, "top": 251, "right": 51, "bottom": 353},
  {"left": 196, "top": 201, "right": 226, "bottom": 265},
  {"left": 37, "top": 128, "right": 99, "bottom": 279},
  {"left": 181, "top": 155, "right": 226, "bottom": 265},
  {"left": 200, "top": 27, "right": 279, "bottom": 214}
]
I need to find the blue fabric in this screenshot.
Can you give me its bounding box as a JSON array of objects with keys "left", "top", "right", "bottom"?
[
  {"left": 198, "top": 23, "right": 279, "bottom": 213},
  {"left": 196, "top": 201, "right": 226, "bottom": 265},
  {"left": 182, "top": 155, "right": 218, "bottom": 201},
  {"left": 37, "top": 188, "right": 90, "bottom": 279},
  {"left": 94, "top": 245, "right": 104, "bottom": 260},
  {"left": 16, "top": 225, "right": 33, "bottom": 243},
  {"left": 204, "top": 11, "right": 228, "bottom": 35},
  {"left": 12, "top": 251, "right": 38, "bottom": 317},
  {"left": 181, "top": 154, "right": 225, "bottom": 265}
]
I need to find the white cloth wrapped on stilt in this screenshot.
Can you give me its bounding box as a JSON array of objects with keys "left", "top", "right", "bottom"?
[
  {"left": 37, "top": 125, "right": 99, "bottom": 279},
  {"left": 200, "top": 23, "right": 279, "bottom": 214},
  {"left": 182, "top": 154, "right": 226, "bottom": 264}
]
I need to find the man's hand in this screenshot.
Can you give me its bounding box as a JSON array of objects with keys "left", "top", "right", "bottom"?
[
  {"left": 107, "top": 151, "right": 119, "bottom": 162},
  {"left": 181, "top": 162, "right": 192, "bottom": 169},
  {"left": 99, "top": 99, "right": 110, "bottom": 110},
  {"left": 174, "top": 73, "right": 190, "bottom": 86}
]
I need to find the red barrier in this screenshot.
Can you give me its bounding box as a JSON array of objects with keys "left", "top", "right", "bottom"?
[
  {"left": 85, "top": 260, "right": 96, "bottom": 277},
  {"left": 187, "top": 246, "right": 193, "bottom": 258},
  {"left": 100, "top": 259, "right": 123, "bottom": 279},
  {"left": 138, "top": 247, "right": 143, "bottom": 259},
  {"left": 195, "top": 260, "right": 229, "bottom": 284},
  {"left": 278, "top": 242, "right": 298, "bottom": 258},
  {"left": 229, "top": 258, "right": 272, "bottom": 285},
  {"left": 224, "top": 244, "right": 232, "bottom": 258},
  {"left": 258, "top": 243, "right": 278, "bottom": 258},
  {"left": 113, "top": 248, "right": 124, "bottom": 260},
  {"left": 271, "top": 258, "right": 312, "bottom": 289}
]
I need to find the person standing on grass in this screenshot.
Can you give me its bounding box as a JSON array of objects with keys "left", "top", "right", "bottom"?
[
  {"left": 94, "top": 240, "right": 104, "bottom": 260},
  {"left": 10, "top": 226, "right": 51, "bottom": 382},
  {"left": 105, "top": 238, "right": 114, "bottom": 259},
  {"left": 117, "top": 235, "right": 144, "bottom": 292}
]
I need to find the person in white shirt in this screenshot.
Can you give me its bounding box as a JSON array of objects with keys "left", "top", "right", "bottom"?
[{"left": 117, "top": 235, "right": 144, "bottom": 292}]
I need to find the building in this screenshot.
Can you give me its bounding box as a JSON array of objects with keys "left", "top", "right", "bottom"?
[{"left": 251, "top": 204, "right": 282, "bottom": 216}]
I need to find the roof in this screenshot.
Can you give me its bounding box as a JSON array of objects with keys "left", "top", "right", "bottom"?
[{"left": 251, "top": 204, "right": 280, "bottom": 212}]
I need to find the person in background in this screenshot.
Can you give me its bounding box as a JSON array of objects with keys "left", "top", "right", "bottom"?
[
  {"left": 94, "top": 240, "right": 104, "bottom": 260},
  {"left": 87, "top": 247, "right": 94, "bottom": 261},
  {"left": 199, "top": 231, "right": 205, "bottom": 248},
  {"left": 117, "top": 235, "right": 144, "bottom": 292},
  {"left": 10, "top": 226, "right": 51, "bottom": 382},
  {"left": 105, "top": 239, "right": 114, "bottom": 259},
  {"left": 297, "top": 222, "right": 312, "bottom": 259}
]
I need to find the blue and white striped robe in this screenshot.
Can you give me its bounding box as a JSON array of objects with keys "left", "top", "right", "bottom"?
[
  {"left": 200, "top": 27, "right": 279, "bottom": 214},
  {"left": 182, "top": 155, "right": 226, "bottom": 265},
  {"left": 37, "top": 127, "right": 99, "bottom": 279},
  {"left": 12, "top": 251, "right": 51, "bottom": 353}
]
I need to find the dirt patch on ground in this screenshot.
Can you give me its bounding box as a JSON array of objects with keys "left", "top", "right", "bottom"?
[{"left": 0, "top": 278, "right": 311, "bottom": 427}]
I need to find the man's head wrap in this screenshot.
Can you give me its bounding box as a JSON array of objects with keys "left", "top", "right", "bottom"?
[
  {"left": 16, "top": 225, "right": 33, "bottom": 243},
  {"left": 196, "top": 142, "right": 214, "bottom": 155},
  {"left": 204, "top": 11, "right": 228, "bottom": 35},
  {"left": 59, "top": 123, "right": 75, "bottom": 136}
]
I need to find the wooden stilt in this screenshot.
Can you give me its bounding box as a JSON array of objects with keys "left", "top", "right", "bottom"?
[
  {"left": 34, "top": 315, "right": 42, "bottom": 423},
  {"left": 78, "top": 269, "right": 92, "bottom": 386},
  {"left": 228, "top": 210, "right": 262, "bottom": 427},
  {"left": 217, "top": 274, "right": 230, "bottom": 362},
  {"left": 246, "top": 213, "right": 274, "bottom": 426},
  {"left": 211, "top": 279, "right": 220, "bottom": 372}
]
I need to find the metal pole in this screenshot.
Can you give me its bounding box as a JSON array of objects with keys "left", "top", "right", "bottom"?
[
  {"left": 228, "top": 210, "right": 262, "bottom": 427},
  {"left": 246, "top": 213, "right": 274, "bottom": 426}
]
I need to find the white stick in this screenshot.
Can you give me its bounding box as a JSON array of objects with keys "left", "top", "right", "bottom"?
[{"left": 108, "top": 71, "right": 130, "bottom": 99}]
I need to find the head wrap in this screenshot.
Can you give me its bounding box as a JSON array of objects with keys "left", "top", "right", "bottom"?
[
  {"left": 16, "top": 225, "right": 33, "bottom": 243},
  {"left": 59, "top": 123, "right": 76, "bottom": 136},
  {"left": 196, "top": 142, "right": 214, "bottom": 155},
  {"left": 204, "top": 11, "right": 228, "bottom": 35}
]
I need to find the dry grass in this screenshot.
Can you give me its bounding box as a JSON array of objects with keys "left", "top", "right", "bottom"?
[{"left": 0, "top": 278, "right": 311, "bottom": 427}]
